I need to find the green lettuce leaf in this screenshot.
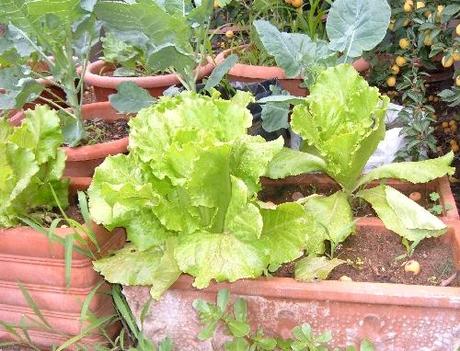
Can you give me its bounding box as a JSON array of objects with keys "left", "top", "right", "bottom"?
[
  {"left": 355, "top": 152, "right": 455, "bottom": 189},
  {"left": 0, "top": 106, "right": 68, "bottom": 227},
  {"left": 261, "top": 202, "right": 313, "bottom": 270},
  {"left": 295, "top": 256, "right": 345, "bottom": 282},
  {"left": 129, "top": 91, "right": 254, "bottom": 185},
  {"left": 175, "top": 231, "right": 269, "bottom": 289},
  {"left": 93, "top": 238, "right": 181, "bottom": 299},
  {"left": 357, "top": 185, "right": 447, "bottom": 248},
  {"left": 291, "top": 64, "right": 389, "bottom": 191},
  {"left": 264, "top": 147, "right": 326, "bottom": 180},
  {"left": 303, "top": 191, "right": 355, "bottom": 253}
]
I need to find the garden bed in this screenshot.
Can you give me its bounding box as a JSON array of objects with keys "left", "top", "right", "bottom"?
[{"left": 123, "top": 218, "right": 460, "bottom": 350}]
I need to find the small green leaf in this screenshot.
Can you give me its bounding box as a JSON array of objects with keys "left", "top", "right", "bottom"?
[
  {"left": 233, "top": 298, "right": 248, "bottom": 322},
  {"left": 295, "top": 256, "right": 344, "bottom": 282},
  {"left": 224, "top": 337, "right": 250, "bottom": 351},
  {"left": 227, "top": 319, "right": 251, "bottom": 338},
  {"left": 261, "top": 102, "right": 290, "bottom": 133},
  {"left": 360, "top": 339, "right": 375, "bottom": 351},
  {"left": 429, "top": 192, "right": 440, "bottom": 202},
  {"left": 198, "top": 320, "right": 219, "bottom": 341},
  {"left": 217, "top": 289, "right": 230, "bottom": 313},
  {"left": 109, "top": 81, "right": 156, "bottom": 113},
  {"left": 204, "top": 54, "right": 238, "bottom": 92}
]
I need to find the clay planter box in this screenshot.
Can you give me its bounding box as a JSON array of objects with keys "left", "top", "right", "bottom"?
[
  {"left": 217, "top": 46, "right": 370, "bottom": 97},
  {"left": 260, "top": 174, "right": 459, "bottom": 221},
  {"left": 123, "top": 218, "right": 460, "bottom": 350},
  {"left": 0, "top": 179, "right": 124, "bottom": 349},
  {"left": 10, "top": 101, "right": 129, "bottom": 177},
  {"left": 84, "top": 59, "right": 216, "bottom": 102}
]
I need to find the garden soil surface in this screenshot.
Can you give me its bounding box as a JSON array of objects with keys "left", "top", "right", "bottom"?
[{"left": 276, "top": 228, "right": 459, "bottom": 287}]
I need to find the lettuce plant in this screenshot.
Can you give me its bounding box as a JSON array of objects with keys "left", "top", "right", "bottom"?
[
  {"left": 282, "top": 64, "right": 454, "bottom": 254},
  {"left": 89, "top": 92, "right": 324, "bottom": 298},
  {"left": 0, "top": 105, "right": 68, "bottom": 228}
]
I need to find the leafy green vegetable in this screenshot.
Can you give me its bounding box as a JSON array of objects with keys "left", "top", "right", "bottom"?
[
  {"left": 295, "top": 256, "right": 345, "bottom": 282},
  {"left": 286, "top": 64, "right": 453, "bottom": 253},
  {"left": 0, "top": 105, "right": 68, "bottom": 227},
  {"left": 326, "top": 0, "right": 391, "bottom": 59},
  {"left": 90, "top": 92, "right": 316, "bottom": 296},
  {"left": 204, "top": 53, "right": 238, "bottom": 92},
  {"left": 302, "top": 191, "right": 355, "bottom": 255},
  {"left": 95, "top": 0, "right": 213, "bottom": 90},
  {"left": 357, "top": 185, "right": 447, "bottom": 250},
  {"left": 0, "top": 0, "right": 101, "bottom": 146},
  {"left": 253, "top": 0, "right": 390, "bottom": 87},
  {"left": 109, "top": 82, "right": 156, "bottom": 114},
  {"left": 291, "top": 64, "right": 388, "bottom": 192},
  {"left": 354, "top": 152, "right": 455, "bottom": 190}
]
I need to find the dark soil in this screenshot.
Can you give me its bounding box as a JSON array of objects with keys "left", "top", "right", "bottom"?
[
  {"left": 81, "top": 118, "right": 129, "bottom": 146},
  {"left": 31, "top": 199, "right": 85, "bottom": 228},
  {"left": 259, "top": 183, "right": 435, "bottom": 216},
  {"left": 275, "top": 229, "right": 459, "bottom": 287},
  {"left": 329, "top": 229, "right": 459, "bottom": 286}
]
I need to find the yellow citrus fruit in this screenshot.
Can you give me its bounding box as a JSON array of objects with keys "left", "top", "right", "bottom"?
[
  {"left": 457, "top": 24, "right": 460, "bottom": 36},
  {"left": 403, "top": 18, "right": 410, "bottom": 26},
  {"left": 437, "top": 5, "right": 444, "bottom": 15},
  {"left": 453, "top": 52, "right": 460, "bottom": 62},
  {"left": 423, "top": 35, "right": 432, "bottom": 46},
  {"left": 225, "top": 30, "right": 234, "bottom": 39},
  {"left": 406, "top": 0, "right": 413, "bottom": 5},
  {"left": 456, "top": 76, "right": 460, "bottom": 87},
  {"left": 395, "top": 56, "right": 407, "bottom": 66},
  {"left": 387, "top": 76, "right": 397, "bottom": 87},
  {"left": 416, "top": 1, "right": 425, "bottom": 9},
  {"left": 399, "top": 38, "right": 410, "bottom": 49},
  {"left": 441, "top": 56, "right": 454, "bottom": 68},
  {"left": 291, "top": 0, "right": 303, "bottom": 7},
  {"left": 403, "top": 2, "right": 413, "bottom": 12},
  {"left": 391, "top": 65, "right": 400, "bottom": 74},
  {"left": 389, "top": 20, "right": 395, "bottom": 31}
]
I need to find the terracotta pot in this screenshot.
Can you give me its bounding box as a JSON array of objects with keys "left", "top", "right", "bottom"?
[
  {"left": 84, "top": 59, "right": 216, "bottom": 102},
  {"left": 0, "top": 301, "right": 118, "bottom": 349},
  {"left": 10, "top": 101, "right": 129, "bottom": 177},
  {"left": 218, "top": 46, "right": 370, "bottom": 97},
  {"left": 0, "top": 180, "right": 123, "bottom": 348},
  {"left": 260, "top": 174, "right": 459, "bottom": 221},
  {"left": 123, "top": 218, "right": 460, "bottom": 350}
]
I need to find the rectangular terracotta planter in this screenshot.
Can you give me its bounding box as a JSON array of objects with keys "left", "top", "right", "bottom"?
[
  {"left": 0, "top": 300, "right": 118, "bottom": 350},
  {"left": 261, "top": 174, "right": 459, "bottom": 221},
  {"left": 123, "top": 218, "right": 460, "bottom": 351},
  {"left": 0, "top": 179, "right": 123, "bottom": 348}
]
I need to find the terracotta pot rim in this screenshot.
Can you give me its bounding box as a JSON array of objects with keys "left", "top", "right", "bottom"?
[
  {"left": 84, "top": 59, "right": 215, "bottom": 89},
  {"left": 164, "top": 217, "right": 460, "bottom": 310},
  {"left": 220, "top": 45, "right": 370, "bottom": 80},
  {"left": 0, "top": 229, "right": 123, "bottom": 267},
  {"left": 10, "top": 101, "right": 129, "bottom": 162}
]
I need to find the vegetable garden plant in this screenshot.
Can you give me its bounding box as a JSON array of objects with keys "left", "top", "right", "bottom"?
[
  {"left": 0, "top": 0, "right": 100, "bottom": 146},
  {"left": 90, "top": 63, "right": 454, "bottom": 298}
]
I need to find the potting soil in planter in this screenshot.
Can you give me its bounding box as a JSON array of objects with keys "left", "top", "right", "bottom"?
[
  {"left": 80, "top": 118, "right": 129, "bottom": 146},
  {"left": 276, "top": 228, "right": 459, "bottom": 287}
]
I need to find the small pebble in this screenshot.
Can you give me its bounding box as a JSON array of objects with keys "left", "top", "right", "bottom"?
[{"left": 291, "top": 191, "right": 304, "bottom": 201}]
